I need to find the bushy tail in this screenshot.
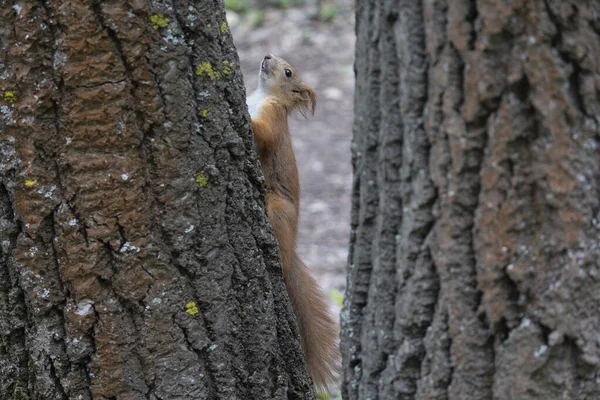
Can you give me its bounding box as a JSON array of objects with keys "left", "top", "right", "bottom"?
[{"left": 284, "top": 255, "right": 340, "bottom": 390}]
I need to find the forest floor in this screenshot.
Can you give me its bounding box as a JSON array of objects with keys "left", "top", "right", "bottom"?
[{"left": 228, "top": 3, "right": 355, "bottom": 317}]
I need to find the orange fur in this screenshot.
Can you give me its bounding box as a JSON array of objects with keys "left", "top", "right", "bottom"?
[{"left": 248, "top": 54, "right": 340, "bottom": 389}]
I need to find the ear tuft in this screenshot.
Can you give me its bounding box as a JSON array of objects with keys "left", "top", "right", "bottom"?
[{"left": 297, "top": 83, "right": 317, "bottom": 118}]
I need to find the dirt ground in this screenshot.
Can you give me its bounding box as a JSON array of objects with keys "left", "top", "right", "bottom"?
[{"left": 228, "top": 5, "right": 355, "bottom": 309}]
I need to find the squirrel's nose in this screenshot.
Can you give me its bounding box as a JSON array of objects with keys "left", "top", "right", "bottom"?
[{"left": 264, "top": 54, "right": 272, "bottom": 60}]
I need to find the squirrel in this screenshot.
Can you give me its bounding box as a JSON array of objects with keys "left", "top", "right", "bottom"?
[{"left": 246, "top": 54, "right": 340, "bottom": 389}]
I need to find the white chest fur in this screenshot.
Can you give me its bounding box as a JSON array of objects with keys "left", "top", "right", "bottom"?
[{"left": 247, "top": 87, "right": 266, "bottom": 120}]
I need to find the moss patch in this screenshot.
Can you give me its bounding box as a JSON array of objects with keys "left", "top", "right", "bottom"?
[
  {"left": 150, "top": 14, "right": 169, "bottom": 29},
  {"left": 24, "top": 178, "right": 38, "bottom": 188},
  {"left": 185, "top": 301, "right": 199, "bottom": 315},
  {"left": 196, "top": 61, "right": 220, "bottom": 79},
  {"left": 222, "top": 60, "right": 233, "bottom": 76},
  {"left": 195, "top": 172, "right": 208, "bottom": 187},
  {"left": 3, "top": 91, "right": 16, "bottom": 103}
]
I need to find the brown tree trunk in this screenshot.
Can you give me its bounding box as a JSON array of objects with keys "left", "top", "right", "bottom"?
[
  {"left": 342, "top": 1, "right": 600, "bottom": 399},
  {"left": 0, "top": 1, "right": 314, "bottom": 399}
]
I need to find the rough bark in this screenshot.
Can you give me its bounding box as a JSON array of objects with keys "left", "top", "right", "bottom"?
[
  {"left": 0, "top": 1, "right": 314, "bottom": 399},
  {"left": 342, "top": 1, "right": 600, "bottom": 399}
]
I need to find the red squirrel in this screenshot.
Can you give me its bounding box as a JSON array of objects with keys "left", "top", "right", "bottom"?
[{"left": 247, "top": 54, "right": 340, "bottom": 389}]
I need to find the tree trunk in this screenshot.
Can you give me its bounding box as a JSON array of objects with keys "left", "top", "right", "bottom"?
[
  {"left": 0, "top": 1, "right": 314, "bottom": 399},
  {"left": 342, "top": 1, "right": 600, "bottom": 399}
]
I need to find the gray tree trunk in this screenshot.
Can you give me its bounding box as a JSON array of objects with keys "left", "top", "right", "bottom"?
[
  {"left": 0, "top": 1, "right": 314, "bottom": 399},
  {"left": 342, "top": 1, "right": 600, "bottom": 399}
]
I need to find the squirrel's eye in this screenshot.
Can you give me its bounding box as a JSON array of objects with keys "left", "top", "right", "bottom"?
[{"left": 284, "top": 68, "right": 292, "bottom": 78}]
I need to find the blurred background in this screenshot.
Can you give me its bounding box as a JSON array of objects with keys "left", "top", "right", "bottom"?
[{"left": 227, "top": 0, "right": 356, "bottom": 314}]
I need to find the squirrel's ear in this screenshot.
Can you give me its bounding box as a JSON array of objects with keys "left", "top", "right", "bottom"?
[{"left": 297, "top": 83, "right": 317, "bottom": 118}]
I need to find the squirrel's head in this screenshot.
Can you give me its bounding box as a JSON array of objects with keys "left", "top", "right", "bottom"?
[{"left": 257, "top": 54, "right": 317, "bottom": 117}]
